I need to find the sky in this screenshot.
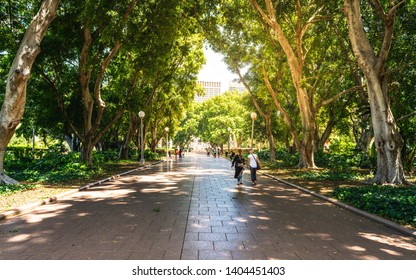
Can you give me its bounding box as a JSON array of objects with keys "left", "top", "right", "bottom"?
[{"left": 197, "top": 45, "right": 239, "bottom": 93}]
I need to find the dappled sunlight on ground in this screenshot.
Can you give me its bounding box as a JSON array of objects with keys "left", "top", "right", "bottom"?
[
  {"left": 359, "top": 232, "right": 416, "bottom": 251},
  {"left": 8, "top": 233, "right": 31, "bottom": 243},
  {"left": 285, "top": 224, "right": 301, "bottom": 231},
  {"left": 302, "top": 233, "right": 334, "bottom": 241},
  {"left": 76, "top": 212, "right": 92, "bottom": 217},
  {"left": 379, "top": 248, "right": 403, "bottom": 256},
  {"left": 345, "top": 245, "right": 367, "bottom": 252},
  {"left": 141, "top": 186, "right": 179, "bottom": 193},
  {"left": 74, "top": 189, "right": 136, "bottom": 203},
  {"left": 24, "top": 204, "right": 72, "bottom": 224},
  {"left": 0, "top": 153, "right": 415, "bottom": 260}
]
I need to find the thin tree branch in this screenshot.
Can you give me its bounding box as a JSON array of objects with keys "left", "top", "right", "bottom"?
[
  {"left": 37, "top": 69, "right": 85, "bottom": 143},
  {"left": 397, "top": 111, "right": 416, "bottom": 122},
  {"left": 261, "top": 65, "right": 300, "bottom": 147},
  {"left": 316, "top": 86, "right": 363, "bottom": 110},
  {"left": 234, "top": 67, "right": 265, "bottom": 118}
]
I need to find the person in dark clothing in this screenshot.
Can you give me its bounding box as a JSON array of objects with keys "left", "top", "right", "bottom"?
[
  {"left": 230, "top": 151, "right": 235, "bottom": 161},
  {"left": 231, "top": 149, "right": 245, "bottom": 186}
]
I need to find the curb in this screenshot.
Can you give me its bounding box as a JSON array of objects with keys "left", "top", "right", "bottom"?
[
  {"left": 0, "top": 160, "right": 164, "bottom": 222},
  {"left": 260, "top": 171, "right": 416, "bottom": 239},
  {"left": 78, "top": 160, "right": 163, "bottom": 191}
]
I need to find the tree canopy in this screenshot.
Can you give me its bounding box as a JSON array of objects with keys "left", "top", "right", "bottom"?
[{"left": 1, "top": 0, "right": 416, "bottom": 185}]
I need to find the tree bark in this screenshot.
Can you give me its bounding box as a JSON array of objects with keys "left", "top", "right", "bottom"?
[
  {"left": 0, "top": 0, "right": 60, "bottom": 184},
  {"left": 75, "top": 1, "right": 137, "bottom": 166},
  {"left": 119, "top": 113, "right": 138, "bottom": 160},
  {"left": 236, "top": 68, "right": 276, "bottom": 161},
  {"left": 264, "top": 114, "right": 276, "bottom": 161},
  {"left": 81, "top": 139, "right": 94, "bottom": 167},
  {"left": 251, "top": 0, "right": 318, "bottom": 168},
  {"left": 150, "top": 127, "right": 158, "bottom": 152},
  {"left": 344, "top": 0, "right": 407, "bottom": 184}
]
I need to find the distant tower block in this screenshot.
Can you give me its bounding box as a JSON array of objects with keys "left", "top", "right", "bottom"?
[
  {"left": 195, "top": 81, "right": 221, "bottom": 103},
  {"left": 228, "top": 82, "right": 246, "bottom": 93}
]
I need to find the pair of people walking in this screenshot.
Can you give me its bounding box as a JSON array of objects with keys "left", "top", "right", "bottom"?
[{"left": 231, "top": 149, "right": 261, "bottom": 187}]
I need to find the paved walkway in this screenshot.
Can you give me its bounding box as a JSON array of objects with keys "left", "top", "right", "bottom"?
[{"left": 0, "top": 153, "right": 415, "bottom": 260}]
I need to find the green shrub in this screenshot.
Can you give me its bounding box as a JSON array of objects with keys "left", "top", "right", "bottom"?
[
  {"left": 256, "top": 146, "right": 376, "bottom": 170},
  {"left": 257, "top": 149, "right": 270, "bottom": 161},
  {"left": 273, "top": 149, "right": 299, "bottom": 167},
  {"left": 314, "top": 150, "right": 376, "bottom": 171},
  {"left": 296, "top": 170, "right": 367, "bottom": 181},
  {"left": 93, "top": 150, "right": 119, "bottom": 163},
  {"left": 0, "top": 184, "right": 40, "bottom": 195},
  {"left": 4, "top": 150, "right": 97, "bottom": 183},
  {"left": 144, "top": 149, "right": 162, "bottom": 161},
  {"left": 333, "top": 186, "right": 416, "bottom": 227}
]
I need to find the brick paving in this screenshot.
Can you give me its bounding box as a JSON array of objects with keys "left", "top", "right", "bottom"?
[{"left": 0, "top": 153, "right": 415, "bottom": 260}]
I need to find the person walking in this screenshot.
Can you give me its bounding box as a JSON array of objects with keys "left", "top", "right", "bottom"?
[
  {"left": 231, "top": 149, "right": 245, "bottom": 186},
  {"left": 229, "top": 151, "right": 235, "bottom": 161},
  {"left": 247, "top": 149, "right": 261, "bottom": 185}
]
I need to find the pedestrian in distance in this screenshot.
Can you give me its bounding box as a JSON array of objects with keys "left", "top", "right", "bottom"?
[
  {"left": 230, "top": 151, "right": 235, "bottom": 161},
  {"left": 231, "top": 149, "right": 245, "bottom": 187},
  {"left": 247, "top": 149, "right": 261, "bottom": 185}
]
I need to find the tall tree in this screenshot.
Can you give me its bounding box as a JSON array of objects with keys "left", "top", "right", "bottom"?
[
  {"left": 391, "top": 1, "right": 416, "bottom": 171},
  {"left": 250, "top": 0, "right": 321, "bottom": 168},
  {"left": 207, "top": 0, "right": 358, "bottom": 167},
  {"left": 343, "top": 0, "right": 407, "bottom": 184},
  {"left": 0, "top": 0, "right": 60, "bottom": 184},
  {"left": 74, "top": 0, "right": 138, "bottom": 166}
]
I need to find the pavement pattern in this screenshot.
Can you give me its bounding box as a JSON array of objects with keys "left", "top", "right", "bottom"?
[{"left": 0, "top": 153, "right": 415, "bottom": 260}]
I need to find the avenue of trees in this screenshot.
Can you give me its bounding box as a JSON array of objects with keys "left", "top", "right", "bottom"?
[
  {"left": 1, "top": 0, "right": 416, "bottom": 186},
  {"left": 0, "top": 0, "right": 205, "bottom": 183}
]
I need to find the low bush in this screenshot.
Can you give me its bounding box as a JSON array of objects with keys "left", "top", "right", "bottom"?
[
  {"left": 295, "top": 170, "right": 368, "bottom": 181},
  {"left": 144, "top": 149, "right": 163, "bottom": 161},
  {"left": 2, "top": 149, "right": 131, "bottom": 183},
  {"left": 314, "top": 150, "right": 375, "bottom": 171},
  {"left": 0, "top": 184, "right": 40, "bottom": 195},
  {"left": 333, "top": 186, "right": 416, "bottom": 227},
  {"left": 260, "top": 148, "right": 375, "bottom": 170}
]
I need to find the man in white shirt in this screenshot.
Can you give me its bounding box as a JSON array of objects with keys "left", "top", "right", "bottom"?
[{"left": 247, "top": 149, "right": 261, "bottom": 185}]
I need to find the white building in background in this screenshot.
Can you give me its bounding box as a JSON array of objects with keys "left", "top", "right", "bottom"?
[
  {"left": 228, "top": 82, "right": 246, "bottom": 93},
  {"left": 189, "top": 136, "right": 210, "bottom": 151},
  {"left": 194, "top": 81, "right": 221, "bottom": 103},
  {"left": 194, "top": 80, "right": 246, "bottom": 103}
]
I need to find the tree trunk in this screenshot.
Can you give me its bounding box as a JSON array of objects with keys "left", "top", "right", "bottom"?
[
  {"left": 297, "top": 130, "right": 316, "bottom": 168},
  {"left": 0, "top": 0, "right": 60, "bottom": 184},
  {"left": 344, "top": 0, "right": 406, "bottom": 184},
  {"left": 352, "top": 113, "right": 374, "bottom": 152},
  {"left": 317, "top": 107, "right": 336, "bottom": 151},
  {"left": 264, "top": 114, "right": 276, "bottom": 161},
  {"left": 297, "top": 89, "right": 317, "bottom": 168},
  {"left": 73, "top": 1, "right": 137, "bottom": 167},
  {"left": 150, "top": 127, "right": 158, "bottom": 152},
  {"left": 367, "top": 77, "right": 405, "bottom": 184},
  {"left": 63, "top": 133, "right": 81, "bottom": 152},
  {"left": 81, "top": 138, "right": 95, "bottom": 167},
  {"left": 119, "top": 113, "right": 137, "bottom": 160},
  {"left": 251, "top": 0, "right": 318, "bottom": 168}
]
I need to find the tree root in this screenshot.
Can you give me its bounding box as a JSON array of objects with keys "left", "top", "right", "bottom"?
[
  {"left": 0, "top": 172, "right": 20, "bottom": 185},
  {"left": 362, "top": 175, "right": 411, "bottom": 186}
]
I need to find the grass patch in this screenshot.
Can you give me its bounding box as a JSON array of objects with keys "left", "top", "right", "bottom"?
[
  {"left": 333, "top": 186, "right": 416, "bottom": 228},
  {"left": 294, "top": 170, "right": 369, "bottom": 181},
  {"left": 1, "top": 149, "right": 160, "bottom": 212},
  {"left": 5, "top": 152, "right": 105, "bottom": 183},
  {"left": 0, "top": 184, "right": 40, "bottom": 196}
]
